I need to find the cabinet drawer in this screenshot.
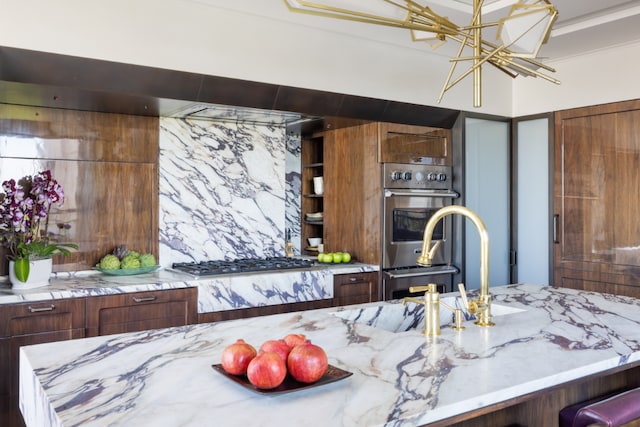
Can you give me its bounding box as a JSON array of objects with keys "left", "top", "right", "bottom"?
[
  {"left": 336, "top": 276, "right": 371, "bottom": 297},
  {"left": 334, "top": 272, "right": 379, "bottom": 306},
  {"left": 86, "top": 288, "right": 197, "bottom": 337},
  {"left": 0, "top": 298, "right": 86, "bottom": 337}
]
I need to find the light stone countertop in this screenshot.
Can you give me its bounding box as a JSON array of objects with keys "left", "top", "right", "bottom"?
[
  {"left": 18, "top": 284, "right": 640, "bottom": 427},
  {"left": 0, "top": 262, "right": 379, "bottom": 313}
]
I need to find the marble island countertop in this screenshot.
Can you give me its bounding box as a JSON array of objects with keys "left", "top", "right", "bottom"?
[
  {"left": 19, "top": 284, "right": 640, "bottom": 427},
  {"left": 0, "top": 261, "right": 378, "bottom": 313}
]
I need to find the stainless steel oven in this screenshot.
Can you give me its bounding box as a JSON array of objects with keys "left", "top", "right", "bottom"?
[{"left": 382, "top": 163, "right": 459, "bottom": 299}]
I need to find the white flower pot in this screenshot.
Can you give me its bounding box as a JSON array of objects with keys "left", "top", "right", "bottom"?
[{"left": 9, "top": 258, "right": 53, "bottom": 290}]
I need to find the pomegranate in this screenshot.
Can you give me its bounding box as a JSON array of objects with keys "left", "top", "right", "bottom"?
[
  {"left": 283, "top": 333, "right": 306, "bottom": 349},
  {"left": 220, "top": 339, "right": 257, "bottom": 376},
  {"left": 287, "top": 341, "right": 328, "bottom": 383},
  {"left": 259, "top": 339, "right": 291, "bottom": 363},
  {"left": 247, "top": 352, "right": 287, "bottom": 389}
]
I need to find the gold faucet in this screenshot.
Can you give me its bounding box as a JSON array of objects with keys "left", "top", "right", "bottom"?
[
  {"left": 402, "top": 283, "right": 465, "bottom": 336},
  {"left": 417, "top": 206, "right": 494, "bottom": 327}
]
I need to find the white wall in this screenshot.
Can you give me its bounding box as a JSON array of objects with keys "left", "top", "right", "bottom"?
[
  {"left": 512, "top": 41, "right": 640, "bottom": 116},
  {"left": 0, "top": 0, "right": 512, "bottom": 115}
]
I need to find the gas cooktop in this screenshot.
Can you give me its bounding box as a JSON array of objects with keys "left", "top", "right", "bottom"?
[{"left": 171, "top": 257, "right": 316, "bottom": 277}]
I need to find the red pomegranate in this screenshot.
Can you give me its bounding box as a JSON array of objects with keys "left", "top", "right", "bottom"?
[
  {"left": 220, "top": 339, "right": 257, "bottom": 375},
  {"left": 247, "top": 352, "right": 287, "bottom": 389},
  {"left": 287, "top": 341, "right": 328, "bottom": 383},
  {"left": 259, "top": 339, "right": 291, "bottom": 363},
  {"left": 283, "top": 333, "right": 306, "bottom": 349}
]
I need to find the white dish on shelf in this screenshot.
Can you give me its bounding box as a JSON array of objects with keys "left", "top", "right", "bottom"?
[{"left": 308, "top": 237, "right": 322, "bottom": 246}]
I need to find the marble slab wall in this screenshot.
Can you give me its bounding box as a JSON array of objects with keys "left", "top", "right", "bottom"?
[{"left": 158, "top": 118, "right": 301, "bottom": 267}]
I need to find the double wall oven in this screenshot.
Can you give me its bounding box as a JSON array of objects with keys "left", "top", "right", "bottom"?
[{"left": 382, "top": 162, "right": 459, "bottom": 300}]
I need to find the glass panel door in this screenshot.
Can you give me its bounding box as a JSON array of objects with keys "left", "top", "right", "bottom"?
[
  {"left": 464, "top": 118, "right": 510, "bottom": 289},
  {"left": 515, "top": 118, "right": 550, "bottom": 284}
]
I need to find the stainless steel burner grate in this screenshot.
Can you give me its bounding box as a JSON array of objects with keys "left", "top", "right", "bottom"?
[{"left": 171, "top": 257, "right": 315, "bottom": 276}]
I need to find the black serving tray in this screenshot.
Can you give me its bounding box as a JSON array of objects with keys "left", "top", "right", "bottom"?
[{"left": 211, "top": 364, "right": 352, "bottom": 395}]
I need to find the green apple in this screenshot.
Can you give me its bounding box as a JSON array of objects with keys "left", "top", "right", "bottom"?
[
  {"left": 342, "top": 252, "right": 351, "bottom": 263},
  {"left": 320, "top": 253, "right": 332, "bottom": 263},
  {"left": 317, "top": 253, "right": 324, "bottom": 262},
  {"left": 332, "top": 252, "right": 343, "bottom": 263}
]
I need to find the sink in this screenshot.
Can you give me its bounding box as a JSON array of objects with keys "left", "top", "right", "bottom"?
[{"left": 332, "top": 296, "right": 525, "bottom": 333}]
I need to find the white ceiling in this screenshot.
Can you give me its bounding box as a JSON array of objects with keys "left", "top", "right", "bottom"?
[
  {"left": 539, "top": 0, "right": 640, "bottom": 59},
  {"left": 348, "top": 0, "right": 640, "bottom": 60},
  {"left": 194, "top": 0, "right": 640, "bottom": 62},
  {"left": 443, "top": 0, "right": 640, "bottom": 60}
]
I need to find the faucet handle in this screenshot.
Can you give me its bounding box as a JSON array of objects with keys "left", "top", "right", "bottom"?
[
  {"left": 457, "top": 283, "right": 469, "bottom": 310},
  {"left": 409, "top": 283, "right": 437, "bottom": 294}
]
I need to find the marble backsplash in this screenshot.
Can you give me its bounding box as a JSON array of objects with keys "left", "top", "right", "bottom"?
[{"left": 158, "top": 118, "right": 301, "bottom": 267}]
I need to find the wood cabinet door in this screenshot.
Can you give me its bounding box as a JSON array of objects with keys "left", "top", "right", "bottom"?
[
  {"left": 554, "top": 100, "right": 640, "bottom": 297},
  {"left": 0, "top": 298, "right": 86, "bottom": 406},
  {"left": 334, "top": 271, "right": 380, "bottom": 306},
  {"left": 85, "top": 288, "right": 198, "bottom": 337},
  {"left": 323, "top": 123, "right": 382, "bottom": 264},
  {"left": 378, "top": 122, "right": 451, "bottom": 165}
]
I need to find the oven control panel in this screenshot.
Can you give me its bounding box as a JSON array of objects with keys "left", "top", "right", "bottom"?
[{"left": 384, "top": 163, "right": 453, "bottom": 190}]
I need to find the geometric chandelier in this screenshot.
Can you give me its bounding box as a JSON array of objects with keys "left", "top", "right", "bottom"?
[{"left": 283, "top": 0, "right": 560, "bottom": 107}]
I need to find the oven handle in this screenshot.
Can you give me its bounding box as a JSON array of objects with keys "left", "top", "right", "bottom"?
[
  {"left": 384, "top": 189, "right": 459, "bottom": 198},
  {"left": 384, "top": 266, "right": 459, "bottom": 279}
]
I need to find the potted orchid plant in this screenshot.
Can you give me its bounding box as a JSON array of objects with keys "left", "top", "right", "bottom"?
[{"left": 0, "top": 170, "right": 77, "bottom": 285}]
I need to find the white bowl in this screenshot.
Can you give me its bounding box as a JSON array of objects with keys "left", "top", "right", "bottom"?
[{"left": 308, "top": 237, "right": 322, "bottom": 247}]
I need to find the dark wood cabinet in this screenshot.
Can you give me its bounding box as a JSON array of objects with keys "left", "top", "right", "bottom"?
[
  {"left": 85, "top": 288, "right": 197, "bottom": 337},
  {"left": 378, "top": 122, "right": 451, "bottom": 165},
  {"left": 0, "top": 105, "right": 160, "bottom": 277},
  {"left": 323, "top": 123, "right": 383, "bottom": 265},
  {"left": 554, "top": 99, "right": 640, "bottom": 298},
  {"left": 333, "top": 271, "right": 379, "bottom": 306},
  {"left": 0, "top": 298, "right": 86, "bottom": 427}
]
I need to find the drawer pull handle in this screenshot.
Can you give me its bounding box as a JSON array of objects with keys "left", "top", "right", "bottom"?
[
  {"left": 28, "top": 304, "right": 56, "bottom": 313},
  {"left": 133, "top": 296, "right": 158, "bottom": 303},
  {"left": 348, "top": 277, "right": 366, "bottom": 283}
]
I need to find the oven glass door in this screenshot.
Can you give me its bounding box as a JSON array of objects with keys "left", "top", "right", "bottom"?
[
  {"left": 383, "top": 190, "right": 454, "bottom": 269},
  {"left": 392, "top": 208, "right": 444, "bottom": 242}
]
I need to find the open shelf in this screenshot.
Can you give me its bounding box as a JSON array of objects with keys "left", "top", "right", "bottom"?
[{"left": 301, "top": 134, "right": 324, "bottom": 255}]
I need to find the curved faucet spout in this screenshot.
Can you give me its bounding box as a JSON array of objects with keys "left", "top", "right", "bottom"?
[{"left": 417, "top": 205, "right": 493, "bottom": 326}]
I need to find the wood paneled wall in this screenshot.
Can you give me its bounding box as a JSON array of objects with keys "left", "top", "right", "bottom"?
[{"left": 0, "top": 105, "right": 159, "bottom": 274}]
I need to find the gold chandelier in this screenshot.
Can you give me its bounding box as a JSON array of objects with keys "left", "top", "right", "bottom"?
[{"left": 283, "top": 0, "right": 559, "bottom": 107}]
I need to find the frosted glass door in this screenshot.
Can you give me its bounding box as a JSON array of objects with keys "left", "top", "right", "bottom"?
[
  {"left": 465, "top": 118, "right": 510, "bottom": 289},
  {"left": 516, "top": 118, "right": 549, "bottom": 285}
]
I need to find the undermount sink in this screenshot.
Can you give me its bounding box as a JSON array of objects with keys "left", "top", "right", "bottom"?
[{"left": 332, "top": 296, "right": 526, "bottom": 333}]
